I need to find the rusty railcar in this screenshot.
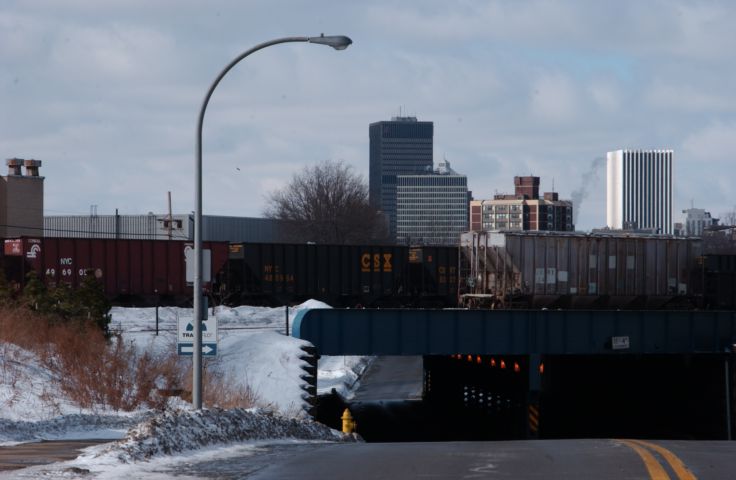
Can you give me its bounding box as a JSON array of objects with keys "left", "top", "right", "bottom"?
[{"left": 1, "top": 237, "right": 230, "bottom": 306}]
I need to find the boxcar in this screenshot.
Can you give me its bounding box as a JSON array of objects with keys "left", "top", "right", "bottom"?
[{"left": 1, "top": 237, "right": 229, "bottom": 306}]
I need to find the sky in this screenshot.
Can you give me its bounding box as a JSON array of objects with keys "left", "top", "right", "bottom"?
[{"left": 2, "top": 0, "right": 735, "bottom": 231}]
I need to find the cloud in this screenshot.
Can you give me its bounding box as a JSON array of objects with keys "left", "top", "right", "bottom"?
[
  {"left": 682, "top": 121, "right": 736, "bottom": 162},
  {"left": 588, "top": 82, "right": 621, "bottom": 112},
  {"left": 645, "top": 80, "right": 734, "bottom": 112},
  {"left": 1, "top": 0, "right": 735, "bottom": 233},
  {"left": 363, "top": 1, "right": 584, "bottom": 44},
  {"left": 529, "top": 73, "right": 580, "bottom": 123},
  {"left": 50, "top": 24, "right": 176, "bottom": 80}
]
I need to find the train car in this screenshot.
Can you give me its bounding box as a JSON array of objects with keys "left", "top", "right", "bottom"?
[
  {"left": 225, "top": 242, "right": 458, "bottom": 307},
  {"left": 459, "top": 231, "right": 704, "bottom": 309},
  {"left": 1, "top": 237, "right": 230, "bottom": 306},
  {"left": 702, "top": 254, "right": 736, "bottom": 310}
]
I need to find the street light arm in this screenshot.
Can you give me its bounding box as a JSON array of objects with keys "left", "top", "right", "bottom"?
[
  {"left": 192, "top": 35, "right": 351, "bottom": 409},
  {"left": 197, "top": 37, "right": 310, "bottom": 140}
]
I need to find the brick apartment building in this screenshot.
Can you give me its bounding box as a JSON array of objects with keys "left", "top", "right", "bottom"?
[{"left": 470, "top": 176, "right": 573, "bottom": 232}]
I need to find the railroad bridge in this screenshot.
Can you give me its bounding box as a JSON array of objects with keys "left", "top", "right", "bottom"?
[{"left": 294, "top": 309, "right": 736, "bottom": 439}]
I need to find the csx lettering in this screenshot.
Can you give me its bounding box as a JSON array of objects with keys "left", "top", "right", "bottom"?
[
  {"left": 383, "top": 254, "right": 392, "bottom": 272},
  {"left": 360, "top": 253, "right": 371, "bottom": 272},
  {"left": 361, "top": 253, "right": 371, "bottom": 272},
  {"left": 361, "top": 253, "right": 393, "bottom": 272}
]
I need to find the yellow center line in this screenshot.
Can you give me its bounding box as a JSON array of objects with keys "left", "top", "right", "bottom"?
[
  {"left": 629, "top": 440, "right": 698, "bottom": 480},
  {"left": 618, "top": 440, "right": 671, "bottom": 480}
]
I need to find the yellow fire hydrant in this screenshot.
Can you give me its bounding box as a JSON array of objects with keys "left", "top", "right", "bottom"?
[{"left": 341, "top": 408, "right": 356, "bottom": 434}]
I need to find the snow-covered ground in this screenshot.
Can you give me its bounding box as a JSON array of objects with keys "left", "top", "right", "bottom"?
[{"left": 0, "top": 300, "right": 371, "bottom": 475}]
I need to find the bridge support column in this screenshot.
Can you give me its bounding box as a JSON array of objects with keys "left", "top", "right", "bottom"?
[
  {"left": 726, "top": 353, "right": 734, "bottom": 440},
  {"left": 526, "top": 354, "right": 542, "bottom": 439},
  {"left": 299, "top": 344, "right": 319, "bottom": 417}
]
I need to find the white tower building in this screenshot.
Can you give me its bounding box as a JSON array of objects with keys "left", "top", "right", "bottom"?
[{"left": 606, "top": 149, "right": 673, "bottom": 235}]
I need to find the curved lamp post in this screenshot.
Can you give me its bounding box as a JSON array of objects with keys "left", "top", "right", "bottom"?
[{"left": 193, "top": 35, "right": 352, "bottom": 409}]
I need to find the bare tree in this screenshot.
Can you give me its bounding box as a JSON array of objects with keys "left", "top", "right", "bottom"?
[
  {"left": 720, "top": 206, "right": 736, "bottom": 227},
  {"left": 264, "top": 160, "right": 389, "bottom": 244}
]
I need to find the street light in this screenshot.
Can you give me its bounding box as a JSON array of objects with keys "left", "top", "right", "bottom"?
[{"left": 193, "top": 35, "right": 352, "bottom": 409}]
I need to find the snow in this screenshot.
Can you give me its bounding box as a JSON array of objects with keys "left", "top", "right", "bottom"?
[
  {"left": 86, "top": 407, "right": 354, "bottom": 463},
  {"left": 0, "top": 300, "right": 369, "bottom": 470},
  {"left": 317, "top": 355, "right": 372, "bottom": 399}
]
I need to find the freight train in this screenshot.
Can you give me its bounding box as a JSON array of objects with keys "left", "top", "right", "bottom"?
[
  {"left": 0, "top": 237, "right": 458, "bottom": 308},
  {"left": 0, "top": 231, "right": 734, "bottom": 310}
]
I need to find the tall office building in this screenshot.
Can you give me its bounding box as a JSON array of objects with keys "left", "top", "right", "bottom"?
[
  {"left": 396, "top": 160, "right": 468, "bottom": 246},
  {"left": 607, "top": 149, "right": 673, "bottom": 235},
  {"left": 369, "top": 116, "right": 433, "bottom": 239}
]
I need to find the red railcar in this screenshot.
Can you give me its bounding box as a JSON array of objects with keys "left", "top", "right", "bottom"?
[{"left": 1, "top": 237, "right": 229, "bottom": 306}]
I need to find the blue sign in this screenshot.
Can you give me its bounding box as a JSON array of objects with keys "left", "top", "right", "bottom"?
[{"left": 177, "top": 343, "right": 217, "bottom": 356}]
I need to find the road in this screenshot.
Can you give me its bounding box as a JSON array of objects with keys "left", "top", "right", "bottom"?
[
  {"left": 174, "top": 439, "right": 736, "bottom": 479},
  {"left": 0, "top": 440, "right": 104, "bottom": 472},
  {"left": 351, "top": 356, "right": 424, "bottom": 402}
]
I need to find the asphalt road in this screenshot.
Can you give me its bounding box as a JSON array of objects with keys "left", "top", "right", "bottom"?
[
  {"left": 351, "top": 356, "right": 424, "bottom": 402},
  {"left": 0, "top": 440, "right": 104, "bottom": 472},
  {"left": 181, "top": 439, "right": 736, "bottom": 480}
]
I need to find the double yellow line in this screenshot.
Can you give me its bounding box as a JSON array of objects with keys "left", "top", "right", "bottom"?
[{"left": 618, "top": 439, "right": 697, "bottom": 480}]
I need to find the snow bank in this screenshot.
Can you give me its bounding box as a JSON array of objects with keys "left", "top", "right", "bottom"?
[
  {"left": 216, "top": 331, "right": 312, "bottom": 414},
  {"left": 0, "top": 300, "right": 372, "bottom": 452},
  {"left": 0, "top": 343, "right": 152, "bottom": 445},
  {"left": 0, "top": 414, "right": 147, "bottom": 446},
  {"left": 87, "top": 407, "right": 356, "bottom": 463}
]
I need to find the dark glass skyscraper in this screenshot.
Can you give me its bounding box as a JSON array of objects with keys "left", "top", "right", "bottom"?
[{"left": 369, "top": 116, "right": 433, "bottom": 239}]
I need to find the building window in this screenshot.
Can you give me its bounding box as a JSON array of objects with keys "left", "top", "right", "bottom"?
[{"left": 162, "top": 219, "right": 183, "bottom": 229}]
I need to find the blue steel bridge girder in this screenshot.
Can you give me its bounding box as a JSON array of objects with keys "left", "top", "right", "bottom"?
[{"left": 292, "top": 309, "right": 736, "bottom": 357}]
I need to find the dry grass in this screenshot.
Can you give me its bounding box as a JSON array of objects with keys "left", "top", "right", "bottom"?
[{"left": 0, "top": 306, "right": 260, "bottom": 412}]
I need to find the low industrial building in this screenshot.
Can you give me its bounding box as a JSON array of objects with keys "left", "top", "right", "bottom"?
[{"left": 44, "top": 213, "right": 289, "bottom": 243}]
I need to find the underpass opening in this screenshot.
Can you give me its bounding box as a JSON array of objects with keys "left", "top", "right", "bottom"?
[
  {"left": 315, "top": 353, "right": 733, "bottom": 442},
  {"left": 315, "top": 355, "right": 531, "bottom": 442}
]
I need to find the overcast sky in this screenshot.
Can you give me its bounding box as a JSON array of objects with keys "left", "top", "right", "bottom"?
[{"left": 2, "top": 0, "right": 735, "bottom": 231}]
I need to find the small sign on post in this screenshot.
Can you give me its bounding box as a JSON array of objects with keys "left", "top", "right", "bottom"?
[
  {"left": 184, "top": 246, "right": 211, "bottom": 283},
  {"left": 178, "top": 314, "right": 218, "bottom": 356}
]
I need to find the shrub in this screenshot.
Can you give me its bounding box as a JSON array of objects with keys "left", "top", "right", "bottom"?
[{"left": 0, "top": 306, "right": 260, "bottom": 412}]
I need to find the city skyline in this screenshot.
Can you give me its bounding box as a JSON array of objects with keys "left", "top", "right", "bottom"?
[{"left": 2, "top": 1, "right": 735, "bottom": 232}]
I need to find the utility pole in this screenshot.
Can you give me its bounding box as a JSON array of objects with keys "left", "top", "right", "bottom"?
[{"left": 167, "top": 191, "right": 173, "bottom": 240}]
